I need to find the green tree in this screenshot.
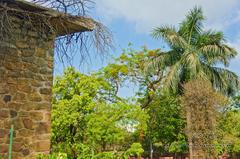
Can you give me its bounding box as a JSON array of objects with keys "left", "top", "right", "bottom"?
[
  {"left": 100, "top": 45, "right": 164, "bottom": 108},
  {"left": 101, "top": 48, "right": 188, "bottom": 156},
  {"left": 85, "top": 101, "right": 148, "bottom": 152},
  {"left": 51, "top": 67, "right": 110, "bottom": 158},
  {"left": 231, "top": 95, "right": 240, "bottom": 109},
  {"left": 218, "top": 109, "right": 240, "bottom": 156},
  {"left": 124, "top": 143, "right": 144, "bottom": 159},
  {"left": 145, "top": 94, "right": 187, "bottom": 154},
  {"left": 51, "top": 67, "right": 148, "bottom": 158},
  {"left": 147, "top": 7, "right": 239, "bottom": 95}
]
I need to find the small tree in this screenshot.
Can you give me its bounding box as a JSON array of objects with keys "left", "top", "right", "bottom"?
[
  {"left": 124, "top": 143, "right": 144, "bottom": 159},
  {"left": 181, "top": 78, "right": 228, "bottom": 159}
]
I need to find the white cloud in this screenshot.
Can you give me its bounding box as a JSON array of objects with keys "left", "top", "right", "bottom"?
[{"left": 96, "top": 0, "right": 240, "bottom": 33}]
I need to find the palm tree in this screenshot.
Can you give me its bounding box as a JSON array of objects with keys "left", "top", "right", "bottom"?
[
  {"left": 147, "top": 7, "right": 239, "bottom": 95},
  {"left": 146, "top": 7, "right": 239, "bottom": 159}
]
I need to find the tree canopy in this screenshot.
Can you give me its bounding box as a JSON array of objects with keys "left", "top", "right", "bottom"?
[{"left": 147, "top": 7, "right": 239, "bottom": 95}]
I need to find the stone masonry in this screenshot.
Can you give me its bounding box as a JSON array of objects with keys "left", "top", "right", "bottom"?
[
  {"left": 0, "top": 16, "right": 54, "bottom": 158},
  {"left": 0, "top": 0, "right": 94, "bottom": 158}
]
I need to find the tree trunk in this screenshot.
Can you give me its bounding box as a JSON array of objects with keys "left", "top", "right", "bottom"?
[{"left": 150, "top": 140, "right": 153, "bottom": 159}]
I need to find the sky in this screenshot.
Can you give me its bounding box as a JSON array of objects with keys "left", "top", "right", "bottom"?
[
  {"left": 92, "top": 0, "right": 240, "bottom": 75},
  {"left": 51, "top": 0, "right": 240, "bottom": 96}
]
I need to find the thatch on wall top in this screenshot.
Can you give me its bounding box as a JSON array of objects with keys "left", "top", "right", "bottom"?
[
  {"left": 0, "top": 0, "right": 113, "bottom": 64},
  {"left": 0, "top": 0, "right": 95, "bottom": 36}
]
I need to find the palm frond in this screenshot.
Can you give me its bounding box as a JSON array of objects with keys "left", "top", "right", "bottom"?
[
  {"left": 145, "top": 50, "right": 180, "bottom": 74},
  {"left": 149, "top": 6, "right": 239, "bottom": 96},
  {"left": 181, "top": 51, "right": 201, "bottom": 79},
  {"left": 201, "top": 63, "right": 239, "bottom": 95},
  {"left": 200, "top": 44, "right": 237, "bottom": 66},
  {"left": 196, "top": 30, "right": 224, "bottom": 47},
  {"left": 151, "top": 26, "right": 187, "bottom": 48},
  {"left": 163, "top": 62, "right": 183, "bottom": 93},
  {"left": 179, "top": 6, "right": 204, "bottom": 43}
]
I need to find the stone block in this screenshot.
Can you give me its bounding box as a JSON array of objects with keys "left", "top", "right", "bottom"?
[
  {"left": 0, "top": 144, "right": 8, "bottom": 153},
  {"left": 22, "top": 118, "right": 34, "bottom": 130},
  {"left": 39, "top": 88, "right": 52, "bottom": 95},
  {"left": 36, "top": 122, "right": 50, "bottom": 134},
  {"left": 28, "top": 93, "right": 42, "bottom": 102},
  {"left": 0, "top": 129, "right": 8, "bottom": 138},
  {"left": 30, "top": 111, "right": 44, "bottom": 121},
  {"left": 0, "top": 109, "right": 9, "bottom": 118},
  {"left": 33, "top": 141, "right": 50, "bottom": 152}
]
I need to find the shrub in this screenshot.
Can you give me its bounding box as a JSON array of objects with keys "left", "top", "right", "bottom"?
[
  {"left": 124, "top": 143, "right": 144, "bottom": 159},
  {"left": 36, "top": 153, "right": 67, "bottom": 159}
]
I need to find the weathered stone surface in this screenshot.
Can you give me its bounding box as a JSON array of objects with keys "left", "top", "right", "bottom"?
[
  {"left": 0, "top": 19, "right": 54, "bottom": 158},
  {"left": 3, "top": 95, "right": 11, "bottom": 103},
  {"left": 10, "top": 110, "right": 18, "bottom": 118},
  {"left": 13, "top": 92, "right": 27, "bottom": 102},
  {"left": 22, "top": 118, "right": 34, "bottom": 130},
  {"left": 18, "top": 129, "right": 34, "bottom": 137},
  {"left": 21, "top": 149, "right": 30, "bottom": 156},
  {"left": 30, "top": 112, "right": 44, "bottom": 121},
  {"left": 28, "top": 93, "right": 42, "bottom": 102},
  {"left": 0, "top": 110, "right": 9, "bottom": 118},
  {"left": 0, "top": 145, "right": 8, "bottom": 153},
  {"left": 8, "top": 102, "right": 23, "bottom": 111},
  {"left": 36, "top": 122, "right": 50, "bottom": 134},
  {"left": 34, "top": 102, "right": 51, "bottom": 111},
  {"left": 34, "top": 141, "right": 50, "bottom": 152},
  {"left": 0, "top": 85, "right": 8, "bottom": 94},
  {"left": 12, "top": 118, "right": 24, "bottom": 130},
  {"left": 13, "top": 142, "right": 24, "bottom": 152},
  {"left": 17, "top": 84, "right": 32, "bottom": 93},
  {"left": 0, "top": 129, "right": 8, "bottom": 138},
  {"left": 0, "top": 0, "right": 93, "bottom": 158},
  {"left": 40, "top": 88, "right": 52, "bottom": 95}
]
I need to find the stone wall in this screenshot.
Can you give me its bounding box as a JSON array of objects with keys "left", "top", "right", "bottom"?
[{"left": 0, "top": 16, "right": 54, "bottom": 159}]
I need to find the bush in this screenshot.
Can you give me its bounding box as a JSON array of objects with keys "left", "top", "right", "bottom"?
[
  {"left": 36, "top": 153, "right": 67, "bottom": 159},
  {"left": 124, "top": 143, "right": 144, "bottom": 159},
  {"left": 93, "top": 152, "right": 115, "bottom": 159}
]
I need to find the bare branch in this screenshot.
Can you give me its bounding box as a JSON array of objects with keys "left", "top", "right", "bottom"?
[{"left": 0, "top": 0, "right": 114, "bottom": 65}]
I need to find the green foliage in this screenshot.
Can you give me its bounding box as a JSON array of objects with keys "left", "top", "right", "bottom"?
[
  {"left": 169, "top": 134, "right": 188, "bottom": 153},
  {"left": 145, "top": 94, "right": 186, "bottom": 153},
  {"left": 124, "top": 143, "right": 144, "bottom": 158},
  {"left": 36, "top": 153, "right": 68, "bottom": 159},
  {"left": 148, "top": 7, "right": 239, "bottom": 95},
  {"left": 218, "top": 110, "right": 240, "bottom": 154},
  {"left": 75, "top": 144, "right": 94, "bottom": 159},
  {"left": 97, "top": 44, "right": 191, "bottom": 155},
  {"left": 99, "top": 47, "right": 188, "bottom": 154},
  {"left": 47, "top": 7, "right": 240, "bottom": 157},
  {"left": 93, "top": 152, "right": 115, "bottom": 159},
  {"left": 51, "top": 67, "right": 148, "bottom": 158},
  {"left": 99, "top": 45, "right": 164, "bottom": 108},
  {"left": 230, "top": 95, "right": 240, "bottom": 109},
  {"left": 85, "top": 102, "right": 148, "bottom": 151}
]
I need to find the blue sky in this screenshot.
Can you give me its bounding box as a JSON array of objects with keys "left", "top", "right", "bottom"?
[
  {"left": 54, "top": 0, "right": 240, "bottom": 96},
  {"left": 55, "top": 0, "right": 240, "bottom": 74},
  {"left": 93, "top": 0, "right": 240, "bottom": 74}
]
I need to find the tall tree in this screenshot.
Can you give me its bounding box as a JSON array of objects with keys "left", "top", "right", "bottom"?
[
  {"left": 51, "top": 67, "right": 148, "bottom": 158},
  {"left": 147, "top": 7, "right": 239, "bottom": 95},
  {"left": 147, "top": 7, "right": 239, "bottom": 159},
  {"left": 181, "top": 78, "right": 228, "bottom": 159}
]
